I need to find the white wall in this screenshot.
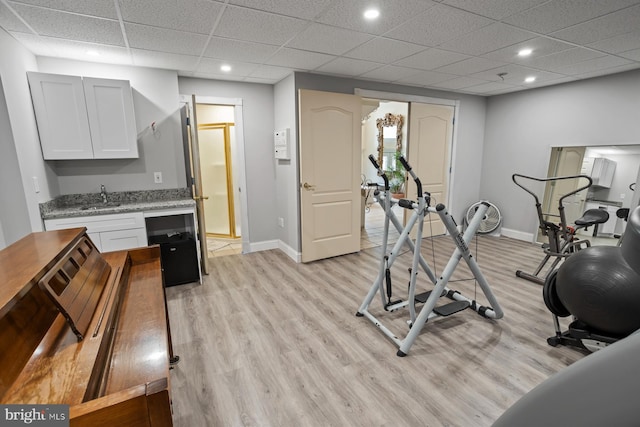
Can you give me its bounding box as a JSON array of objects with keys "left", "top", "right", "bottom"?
[
  {"left": 0, "top": 29, "right": 55, "bottom": 234},
  {"left": 178, "top": 77, "right": 277, "bottom": 246},
  {"left": 0, "top": 77, "right": 31, "bottom": 247},
  {"left": 482, "top": 69, "right": 640, "bottom": 240},
  {"left": 37, "top": 58, "right": 185, "bottom": 194}
]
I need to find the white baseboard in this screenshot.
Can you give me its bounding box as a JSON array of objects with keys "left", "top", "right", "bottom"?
[
  {"left": 248, "top": 239, "right": 279, "bottom": 253},
  {"left": 278, "top": 240, "right": 301, "bottom": 263},
  {"left": 501, "top": 228, "right": 534, "bottom": 242}
]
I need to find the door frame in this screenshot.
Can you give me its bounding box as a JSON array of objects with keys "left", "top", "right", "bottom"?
[
  {"left": 355, "top": 89, "right": 460, "bottom": 215},
  {"left": 179, "top": 94, "right": 250, "bottom": 254}
]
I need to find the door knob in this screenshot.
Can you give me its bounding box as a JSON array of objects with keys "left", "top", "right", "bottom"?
[{"left": 302, "top": 182, "right": 316, "bottom": 191}]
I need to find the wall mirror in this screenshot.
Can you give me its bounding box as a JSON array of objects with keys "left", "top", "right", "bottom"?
[{"left": 377, "top": 113, "right": 404, "bottom": 171}]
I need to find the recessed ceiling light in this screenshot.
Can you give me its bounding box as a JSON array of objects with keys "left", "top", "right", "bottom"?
[
  {"left": 220, "top": 64, "right": 231, "bottom": 72},
  {"left": 364, "top": 9, "right": 380, "bottom": 20},
  {"left": 86, "top": 50, "right": 100, "bottom": 57},
  {"left": 525, "top": 76, "right": 536, "bottom": 83},
  {"left": 518, "top": 48, "right": 533, "bottom": 57}
]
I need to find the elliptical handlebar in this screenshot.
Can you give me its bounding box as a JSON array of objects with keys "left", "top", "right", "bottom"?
[
  {"left": 399, "top": 155, "right": 423, "bottom": 199},
  {"left": 512, "top": 173, "right": 593, "bottom": 207},
  {"left": 368, "top": 154, "right": 389, "bottom": 191}
]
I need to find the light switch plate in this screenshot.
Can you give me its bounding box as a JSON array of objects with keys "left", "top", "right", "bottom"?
[{"left": 154, "top": 172, "right": 163, "bottom": 184}]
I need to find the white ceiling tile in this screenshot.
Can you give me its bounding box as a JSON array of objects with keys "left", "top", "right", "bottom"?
[
  {"left": 463, "top": 81, "right": 519, "bottom": 94},
  {"left": 434, "top": 57, "right": 506, "bottom": 75},
  {"left": 214, "top": 5, "right": 307, "bottom": 45},
  {"left": 577, "top": 63, "right": 640, "bottom": 79},
  {"left": 620, "top": 48, "right": 640, "bottom": 61},
  {"left": 203, "top": 37, "right": 279, "bottom": 63},
  {"left": 266, "top": 48, "right": 334, "bottom": 70},
  {"left": 439, "top": 23, "right": 535, "bottom": 56},
  {"left": 126, "top": 23, "right": 209, "bottom": 56},
  {"left": 248, "top": 64, "right": 293, "bottom": 80},
  {"left": 243, "top": 76, "right": 281, "bottom": 84},
  {"left": 10, "top": 3, "right": 124, "bottom": 45},
  {"left": 119, "top": 0, "right": 224, "bottom": 35},
  {"left": 316, "top": 57, "right": 382, "bottom": 77},
  {"left": 227, "top": 0, "right": 333, "bottom": 20},
  {"left": 286, "top": 23, "right": 372, "bottom": 55},
  {"left": 344, "top": 37, "right": 425, "bottom": 63},
  {"left": 503, "top": 0, "right": 640, "bottom": 34},
  {"left": 0, "top": 2, "right": 31, "bottom": 32},
  {"left": 385, "top": 4, "right": 493, "bottom": 47},
  {"left": 556, "top": 55, "right": 634, "bottom": 75},
  {"left": 11, "top": 31, "right": 132, "bottom": 63},
  {"left": 187, "top": 71, "right": 247, "bottom": 81},
  {"left": 550, "top": 4, "right": 640, "bottom": 45},
  {"left": 430, "top": 76, "right": 491, "bottom": 90},
  {"left": 317, "top": 0, "right": 439, "bottom": 36},
  {"left": 442, "top": 0, "right": 548, "bottom": 20},
  {"left": 131, "top": 49, "right": 199, "bottom": 71},
  {"left": 395, "top": 48, "right": 469, "bottom": 70},
  {"left": 395, "top": 69, "right": 457, "bottom": 86},
  {"left": 359, "top": 65, "right": 422, "bottom": 82},
  {"left": 526, "top": 47, "right": 605, "bottom": 72},
  {"left": 470, "top": 64, "right": 566, "bottom": 85},
  {"left": 197, "top": 57, "right": 257, "bottom": 76},
  {"left": 588, "top": 31, "right": 640, "bottom": 54},
  {"left": 11, "top": 0, "right": 118, "bottom": 19},
  {"left": 482, "top": 37, "right": 574, "bottom": 63}
]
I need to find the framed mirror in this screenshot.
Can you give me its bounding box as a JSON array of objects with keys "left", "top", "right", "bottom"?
[{"left": 377, "top": 113, "right": 404, "bottom": 171}]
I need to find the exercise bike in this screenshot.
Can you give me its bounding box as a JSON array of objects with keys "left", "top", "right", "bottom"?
[
  {"left": 356, "top": 155, "right": 503, "bottom": 357},
  {"left": 512, "top": 174, "right": 609, "bottom": 285}
]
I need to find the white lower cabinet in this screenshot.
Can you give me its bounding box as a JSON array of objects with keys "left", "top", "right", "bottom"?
[{"left": 44, "top": 212, "right": 147, "bottom": 252}]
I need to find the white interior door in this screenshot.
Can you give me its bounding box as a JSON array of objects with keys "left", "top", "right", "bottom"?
[
  {"left": 406, "top": 102, "right": 454, "bottom": 236},
  {"left": 299, "top": 89, "right": 361, "bottom": 263}
]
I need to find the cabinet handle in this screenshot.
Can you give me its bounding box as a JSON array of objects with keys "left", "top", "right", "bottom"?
[{"left": 193, "top": 195, "right": 209, "bottom": 201}]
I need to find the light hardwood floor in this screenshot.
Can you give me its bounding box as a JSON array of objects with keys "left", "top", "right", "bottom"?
[{"left": 166, "top": 234, "right": 587, "bottom": 426}]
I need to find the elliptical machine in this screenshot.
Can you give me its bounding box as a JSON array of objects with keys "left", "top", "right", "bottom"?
[{"left": 512, "top": 173, "right": 609, "bottom": 285}]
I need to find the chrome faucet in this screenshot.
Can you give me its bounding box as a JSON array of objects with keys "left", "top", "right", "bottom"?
[{"left": 100, "top": 184, "right": 108, "bottom": 204}]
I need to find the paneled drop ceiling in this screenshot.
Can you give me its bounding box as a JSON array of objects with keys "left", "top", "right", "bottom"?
[{"left": 1, "top": 0, "right": 640, "bottom": 95}]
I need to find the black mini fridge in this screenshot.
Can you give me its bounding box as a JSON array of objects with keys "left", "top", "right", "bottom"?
[{"left": 149, "top": 232, "right": 200, "bottom": 287}]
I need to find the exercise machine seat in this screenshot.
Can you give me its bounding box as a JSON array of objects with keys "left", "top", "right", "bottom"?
[
  {"left": 574, "top": 208, "right": 609, "bottom": 227},
  {"left": 492, "top": 331, "right": 640, "bottom": 427}
]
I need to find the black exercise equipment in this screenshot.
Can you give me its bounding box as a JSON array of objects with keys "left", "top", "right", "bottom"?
[
  {"left": 512, "top": 174, "right": 609, "bottom": 285},
  {"left": 543, "top": 205, "right": 640, "bottom": 352}
]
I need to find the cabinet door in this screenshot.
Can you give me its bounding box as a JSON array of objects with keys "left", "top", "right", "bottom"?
[
  {"left": 27, "top": 72, "right": 94, "bottom": 159},
  {"left": 100, "top": 228, "right": 147, "bottom": 252},
  {"left": 83, "top": 77, "right": 138, "bottom": 159}
]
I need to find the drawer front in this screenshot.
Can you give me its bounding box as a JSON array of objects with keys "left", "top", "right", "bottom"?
[
  {"left": 45, "top": 212, "right": 145, "bottom": 233},
  {"left": 100, "top": 228, "right": 148, "bottom": 252}
]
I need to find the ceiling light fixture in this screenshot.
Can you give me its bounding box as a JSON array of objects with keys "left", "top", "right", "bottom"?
[
  {"left": 86, "top": 50, "right": 100, "bottom": 57},
  {"left": 364, "top": 9, "right": 380, "bottom": 20},
  {"left": 525, "top": 76, "right": 536, "bottom": 83},
  {"left": 220, "top": 64, "right": 231, "bottom": 72},
  {"left": 518, "top": 48, "right": 533, "bottom": 57}
]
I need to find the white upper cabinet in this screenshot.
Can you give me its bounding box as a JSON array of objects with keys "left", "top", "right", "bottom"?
[{"left": 27, "top": 72, "right": 138, "bottom": 160}]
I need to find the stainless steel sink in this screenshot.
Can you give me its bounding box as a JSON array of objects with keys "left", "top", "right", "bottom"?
[{"left": 80, "top": 203, "right": 121, "bottom": 210}]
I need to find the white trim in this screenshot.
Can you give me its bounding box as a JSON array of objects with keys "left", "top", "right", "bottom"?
[
  {"left": 180, "top": 94, "right": 250, "bottom": 255},
  {"left": 248, "top": 239, "right": 279, "bottom": 253},
  {"left": 501, "top": 227, "right": 534, "bottom": 242},
  {"left": 355, "top": 88, "right": 457, "bottom": 107},
  {"left": 278, "top": 239, "right": 301, "bottom": 262}
]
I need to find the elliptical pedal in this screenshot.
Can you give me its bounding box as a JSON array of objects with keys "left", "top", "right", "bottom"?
[
  {"left": 433, "top": 300, "right": 470, "bottom": 316},
  {"left": 414, "top": 289, "right": 446, "bottom": 304}
]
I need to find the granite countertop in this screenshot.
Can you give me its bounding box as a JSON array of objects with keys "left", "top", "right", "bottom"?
[{"left": 40, "top": 188, "right": 196, "bottom": 220}]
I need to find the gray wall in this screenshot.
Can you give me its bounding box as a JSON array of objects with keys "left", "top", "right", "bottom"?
[
  {"left": 482, "top": 69, "right": 640, "bottom": 239},
  {"left": 0, "top": 78, "right": 31, "bottom": 247},
  {"left": 178, "top": 77, "right": 277, "bottom": 245},
  {"left": 37, "top": 58, "right": 186, "bottom": 195}
]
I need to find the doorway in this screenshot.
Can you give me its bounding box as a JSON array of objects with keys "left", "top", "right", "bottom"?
[{"left": 195, "top": 104, "right": 242, "bottom": 257}]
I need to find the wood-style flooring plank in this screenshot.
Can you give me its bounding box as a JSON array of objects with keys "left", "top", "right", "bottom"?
[{"left": 166, "top": 235, "right": 586, "bottom": 426}]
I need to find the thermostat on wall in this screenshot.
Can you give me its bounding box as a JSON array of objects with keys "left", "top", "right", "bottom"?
[{"left": 274, "top": 129, "right": 290, "bottom": 160}]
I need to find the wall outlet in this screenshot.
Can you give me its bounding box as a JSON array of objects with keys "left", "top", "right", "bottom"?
[
  {"left": 620, "top": 193, "right": 626, "bottom": 199},
  {"left": 278, "top": 217, "right": 284, "bottom": 228},
  {"left": 154, "top": 172, "right": 163, "bottom": 184}
]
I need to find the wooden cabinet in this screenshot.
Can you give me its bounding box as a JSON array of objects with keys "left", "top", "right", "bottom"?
[
  {"left": 44, "top": 212, "right": 147, "bottom": 252},
  {"left": 27, "top": 72, "right": 138, "bottom": 160}
]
